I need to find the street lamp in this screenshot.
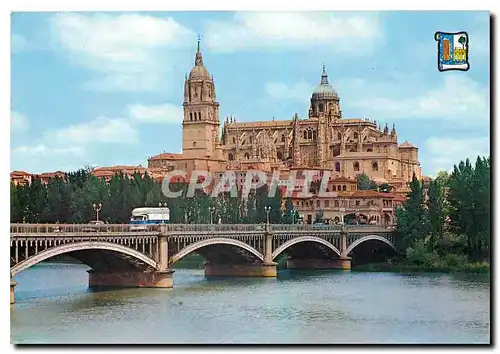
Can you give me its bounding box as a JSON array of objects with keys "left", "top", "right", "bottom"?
[
  {"left": 92, "top": 203, "right": 102, "bottom": 222},
  {"left": 158, "top": 202, "right": 167, "bottom": 224},
  {"left": 264, "top": 206, "right": 271, "bottom": 225},
  {"left": 209, "top": 206, "right": 216, "bottom": 224},
  {"left": 339, "top": 198, "right": 346, "bottom": 226}
]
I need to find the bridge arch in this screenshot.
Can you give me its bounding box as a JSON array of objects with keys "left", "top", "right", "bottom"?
[
  {"left": 272, "top": 236, "right": 341, "bottom": 260},
  {"left": 345, "top": 234, "right": 396, "bottom": 256},
  {"left": 11, "top": 241, "right": 159, "bottom": 276},
  {"left": 170, "top": 238, "right": 265, "bottom": 264}
]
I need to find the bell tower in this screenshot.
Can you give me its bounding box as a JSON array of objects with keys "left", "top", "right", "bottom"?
[{"left": 182, "top": 36, "right": 220, "bottom": 159}]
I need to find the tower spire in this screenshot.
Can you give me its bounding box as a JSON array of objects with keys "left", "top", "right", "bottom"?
[
  {"left": 195, "top": 35, "right": 203, "bottom": 66},
  {"left": 321, "top": 64, "right": 329, "bottom": 85}
]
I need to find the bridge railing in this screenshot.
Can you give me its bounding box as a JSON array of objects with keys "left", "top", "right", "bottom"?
[
  {"left": 165, "top": 224, "right": 265, "bottom": 232},
  {"left": 10, "top": 223, "right": 162, "bottom": 235}
]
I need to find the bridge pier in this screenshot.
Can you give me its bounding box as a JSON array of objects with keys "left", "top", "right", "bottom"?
[
  {"left": 10, "top": 278, "right": 17, "bottom": 304},
  {"left": 204, "top": 262, "right": 278, "bottom": 277},
  {"left": 286, "top": 257, "right": 351, "bottom": 270},
  {"left": 88, "top": 269, "right": 175, "bottom": 288}
]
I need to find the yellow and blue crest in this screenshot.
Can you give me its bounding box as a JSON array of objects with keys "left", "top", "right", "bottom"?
[{"left": 434, "top": 31, "right": 470, "bottom": 72}]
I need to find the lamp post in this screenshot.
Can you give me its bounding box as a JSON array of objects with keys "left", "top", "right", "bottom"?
[
  {"left": 209, "top": 206, "right": 216, "bottom": 225},
  {"left": 264, "top": 206, "right": 271, "bottom": 225},
  {"left": 92, "top": 203, "right": 102, "bottom": 222},
  {"left": 158, "top": 202, "right": 167, "bottom": 224}
]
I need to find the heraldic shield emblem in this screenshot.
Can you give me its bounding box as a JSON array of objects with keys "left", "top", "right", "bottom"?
[{"left": 434, "top": 31, "right": 470, "bottom": 72}]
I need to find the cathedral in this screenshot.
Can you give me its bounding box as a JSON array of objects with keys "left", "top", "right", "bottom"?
[{"left": 148, "top": 39, "right": 422, "bottom": 193}]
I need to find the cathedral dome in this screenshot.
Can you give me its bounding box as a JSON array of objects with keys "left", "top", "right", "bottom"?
[{"left": 311, "top": 65, "right": 338, "bottom": 100}]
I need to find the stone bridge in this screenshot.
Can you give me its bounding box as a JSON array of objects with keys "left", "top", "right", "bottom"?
[{"left": 10, "top": 223, "right": 398, "bottom": 303}]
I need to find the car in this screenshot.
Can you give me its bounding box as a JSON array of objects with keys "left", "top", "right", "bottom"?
[{"left": 82, "top": 220, "right": 108, "bottom": 232}]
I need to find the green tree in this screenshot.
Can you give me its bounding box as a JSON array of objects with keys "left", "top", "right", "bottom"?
[
  {"left": 458, "top": 35, "right": 466, "bottom": 49},
  {"left": 426, "top": 179, "right": 446, "bottom": 251},
  {"left": 395, "top": 173, "right": 428, "bottom": 249},
  {"left": 356, "top": 173, "right": 377, "bottom": 190}
]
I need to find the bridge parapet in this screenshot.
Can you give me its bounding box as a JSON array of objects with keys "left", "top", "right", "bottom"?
[{"left": 11, "top": 223, "right": 161, "bottom": 236}]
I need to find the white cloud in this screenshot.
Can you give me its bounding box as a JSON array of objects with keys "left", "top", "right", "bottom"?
[
  {"left": 44, "top": 116, "right": 139, "bottom": 145},
  {"left": 421, "top": 136, "right": 490, "bottom": 176},
  {"left": 205, "top": 12, "right": 382, "bottom": 53},
  {"left": 265, "top": 80, "right": 313, "bottom": 102},
  {"left": 349, "top": 75, "right": 489, "bottom": 125},
  {"left": 13, "top": 144, "right": 85, "bottom": 157},
  {"left": 50, "top": 13, "right": 196, "bottom": 92},
  {"left": 11, "top": 111, "right": 29, "bottom": 132},
  {"left": 127, "top": 103, "right": 183, "bottom": 124}
]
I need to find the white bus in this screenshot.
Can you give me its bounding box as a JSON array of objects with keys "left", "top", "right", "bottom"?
[{"left": 130, "top": 207, "right": 170, "bottom": 230}]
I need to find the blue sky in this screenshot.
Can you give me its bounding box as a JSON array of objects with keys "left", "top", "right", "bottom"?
[{"left": 10, "top": 11, "right": 490, "bottom": 176}]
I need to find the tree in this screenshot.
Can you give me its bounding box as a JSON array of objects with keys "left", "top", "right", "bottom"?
[
  {"left": 395, "top": 173, "right": 428, "bottom": 248},
  {"left": 426, "top": 179, "right": 446, "bottom": 251},
  {"left": 379, "top": 183, "right": 392, "bottom": 193},
  {"left": 356, "top": 173, "right": 377, "bottom": 190},
  {"left": 458, "top": 35, "right": 466, "bottom": 49},
  {"left": 283, "top": 197, "right": 295, "bottom": 224}
]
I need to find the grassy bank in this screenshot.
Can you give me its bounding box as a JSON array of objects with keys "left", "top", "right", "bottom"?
[{"left": 352, "top": 262, "right": 490, "bottom": 274}]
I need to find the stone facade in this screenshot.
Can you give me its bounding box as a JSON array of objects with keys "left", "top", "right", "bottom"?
[{"left": 147, "top": 40, "right": 422, "bottom": 193}]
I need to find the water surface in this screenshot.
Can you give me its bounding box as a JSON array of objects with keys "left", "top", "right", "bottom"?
[{"left": 11, "top": 263, "right": 490, "bottom": 344}]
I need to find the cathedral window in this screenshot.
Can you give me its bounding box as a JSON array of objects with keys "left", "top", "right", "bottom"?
[
  {"left": 303, "top": 131, "right": 308, "bottom": 140},
  {"left": 244, "top": 153, "right": 250, "bottom": 159},
  {"left": 342, "top": 185, "right": 347, "bottom": 191},
  {"left": 335, "top": 162, "right": 340, "bottom": 172},
  {"left": 337, "top": 132, "right": 342, "bottom": 141},
  {"left": 354, "top": 162, "right": 360, "bottom": 171},
  {"left": 198, "top": 112, "right": 202, "bottom": 120},
  {"left": 312, "top": 130, "right": 317, "bottom": 141},
  {"left": 228, "top": 153, "right": 234, "bottom": 161},
  {"left": 281, "top": 134, "right": 285, "bottom": 142},
  {"left": 190, "top": 112, "right": 193, "bottom": 121},
  {"left": 337, "top": 185, "right": 341, "bottom": 191},
  {"left": 372, "top": 161, "right": 379, "bottom": 171}
]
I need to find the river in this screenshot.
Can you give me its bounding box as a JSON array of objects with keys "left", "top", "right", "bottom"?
[{"left": 10, "top": 263, "right": 490, "bottom": 344}]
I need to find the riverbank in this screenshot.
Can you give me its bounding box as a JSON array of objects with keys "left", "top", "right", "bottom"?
[{"left": 352, "top": 262, "right": 490, "bottom": 274}]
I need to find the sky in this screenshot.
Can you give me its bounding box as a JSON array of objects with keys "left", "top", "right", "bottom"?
[{"left": 10, "top": 11, "right": 490, "bottom": 176}]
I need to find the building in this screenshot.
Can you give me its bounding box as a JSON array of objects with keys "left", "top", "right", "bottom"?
[
  {"left": 11, "top": 39, "right": 425, "bottom": 224},
  {"left": 148, "top": 39, "right": 422, "bottom": 195}
]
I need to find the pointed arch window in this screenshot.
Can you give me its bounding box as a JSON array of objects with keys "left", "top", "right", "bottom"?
[
  {"left": 190, "top": 112, "right": 193, "bottom": 121},
  {"left": 303, "top": 131, "right": 308, "bottom": 140},
  {"left": 372, "top": 161, "right": 379, "bottom": 171}
]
